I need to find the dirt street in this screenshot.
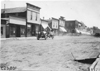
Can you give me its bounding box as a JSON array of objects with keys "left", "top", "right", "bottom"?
[{"left": 0, "top": 35, "right": 100, "bottom": 71}]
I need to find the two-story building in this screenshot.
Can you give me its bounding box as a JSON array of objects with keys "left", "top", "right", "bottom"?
[
  {"left": 65, "top": 20, "right": 87, "bottom": 34},
  {"left": 1, "top": 7, "right": 26, "bottom": 38},
  {"left": 65, "top": 20, "right": 85, "bottom": 33},
  {"left": 26, "top": 3, "right": 41, "bottom": 36},
  {"left": 59, "top": 16, "right": 67, "bottom": 35},
  {"left": 48, "top": 17, "right": 59, "bottom": 35},
  {"left": 1, "top": 3, "right": 41, "bottom": 38},
  {"left": 65, "top": 20, "right": 77, "bottom": 33}
]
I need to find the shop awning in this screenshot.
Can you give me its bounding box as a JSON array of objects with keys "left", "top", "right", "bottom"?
[
  {"left": 60, "top": 27, "right": 67, "bottom": 32},
  {"left": 41, "top": 24, "right": 48, "bottom": 29},
  {"left": 76, "top": 29, "right": 81, "bottom": 33},
  {"left": 9, "top": 16, "right": 26, "bottom": 25}
]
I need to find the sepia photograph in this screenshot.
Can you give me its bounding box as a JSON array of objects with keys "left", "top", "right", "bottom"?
[{"left": 0, "top": 0, "right": 100, "bottom": 71}]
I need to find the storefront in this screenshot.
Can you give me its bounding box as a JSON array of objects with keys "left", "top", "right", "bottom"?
[
  {"left": 1, "top": 3, "right": 41, "bottom": 38},
  {"left": 27, "top": 23, "right": 39, "bottom": 36},
  {"left": 1, "top": 18, "right": 9, "bottom": 38},
  {"left": 59, "top": 16, "right": 67, "bottom": 35},
  {"left": 9, "top": 16, "right": 26, "bottom": 37},
  {"left": 9, "top": 24, "right": 26, "bottom": 37},
  {"left": 26, "top": 3, "right": 41, "bottom": 36}
]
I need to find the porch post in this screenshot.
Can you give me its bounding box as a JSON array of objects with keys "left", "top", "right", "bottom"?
[{"left": 25, "top": 6, "right": 27, "bottom": 37}]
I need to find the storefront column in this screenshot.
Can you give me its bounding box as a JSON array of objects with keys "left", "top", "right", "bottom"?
[{"left": 6, "top": 23, "right": 10, "bottom": 38}]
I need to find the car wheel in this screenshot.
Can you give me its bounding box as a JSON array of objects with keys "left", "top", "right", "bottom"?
[
  {"left": 45, "top": 35, "right": 47, "bottom": 40},
  {"left": 37, "top": 36, "right": 39, "bottom": 40}
]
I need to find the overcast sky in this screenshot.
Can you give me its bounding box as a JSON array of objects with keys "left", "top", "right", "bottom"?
[{"left": 1, "top": 0, "right": 100, "bottom": 28}]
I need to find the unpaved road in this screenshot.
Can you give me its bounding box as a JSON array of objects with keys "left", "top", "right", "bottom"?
[{"left": 0, "top": 35, "right": 100, "bottom": 71}]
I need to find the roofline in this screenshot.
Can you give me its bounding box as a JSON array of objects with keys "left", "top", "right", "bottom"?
[
  {"left": 1, "top": 6, "right": 26, "bottom": 10},
  {"left": 1, "top": 7, "right": 26, "bottom": 14},
  {"left": 26, "top": 3, "right": 41, "bottom": 9},
  {"left": 41, "top": 19, "right": 48, "bottom": 22},
  {"left": 65, "top": 20, "right": 78, "bottom": 22}
]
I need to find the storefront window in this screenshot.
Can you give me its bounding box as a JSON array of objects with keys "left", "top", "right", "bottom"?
[
  {"left": 10, "top": 25, "right": 16, "bottom": 36},
  {"left": 27, "top": 24, "right": 31, "bottom": 36},
  {"left": 20, "top": 27, "right": 25, "bottom": 35}
]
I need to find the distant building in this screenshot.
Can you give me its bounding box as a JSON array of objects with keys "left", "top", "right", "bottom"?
[
  {"left": 40, "top": 19, "right": 51, "bottom": 33},
  {"left": 1, "top": 3, "right": 41, "bottom": 38},
  {"left": 59, "top": 16, "right": 67, "bottom": 35},
  {"left": 65, "top": 20, "right": 86, "bottom": 33},
  {"left": 48, "top": 17, "right": 59, "bottom": 35},
  {"left": 65, "top": 20, "right": 77, "bottom": 33}
]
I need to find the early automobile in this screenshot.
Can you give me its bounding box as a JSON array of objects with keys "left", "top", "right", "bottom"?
[
  {"left": 37, "top": 24, "right": 54, "bottom": 40},
  {"left": 37, "top": 31, "right": 47, "bottom": 40}
]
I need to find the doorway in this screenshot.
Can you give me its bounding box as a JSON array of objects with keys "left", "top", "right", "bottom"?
[
  {"left": 16, "top": 25, "right": 20, "bottom": 37},
  {"left": 32, "top": 24, "right": 36, "bottom": 36}
]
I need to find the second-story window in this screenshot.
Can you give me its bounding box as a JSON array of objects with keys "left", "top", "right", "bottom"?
[
  {"left": 35, "top": 13, "right": 37, "bottom": 21},
  {"left": 30, "top": 11, "right": 32, "bottom": 20}
]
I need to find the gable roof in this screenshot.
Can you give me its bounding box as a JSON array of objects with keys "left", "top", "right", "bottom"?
[{"left": 1, "top": 7, "right": 26, "bottom": 14}]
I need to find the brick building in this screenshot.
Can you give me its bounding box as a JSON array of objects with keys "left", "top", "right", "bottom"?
[{"left": 65, "top": 20, "right": 84, "bottom": 33}]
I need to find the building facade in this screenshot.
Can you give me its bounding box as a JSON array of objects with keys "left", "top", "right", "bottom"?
[
  {"left": 1, "top": 3, "right": 41, "bottom": 38},
  {"left": 26, "top": 3, "right": 41, "bottom": 36},
  {"left": 65, "top": 20, "right": 86, "bottom": 33},
  {"left": 1, "top": 7, "right": 26, "bottom": 38},
  {"left": 59, "top": 16, "right": 67, "bottom": 35},
  {"left": 51, "top": 18, "right": 59, "bottom": 35},
  {"left": 65, "top": 20, "right": 76, "bottom": 33},
  {"left": 48, "top": 18, "right": 59, "bottom": 35},
  {"left": 40, "top": 19, "right": 51, "bottom": 32}
]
